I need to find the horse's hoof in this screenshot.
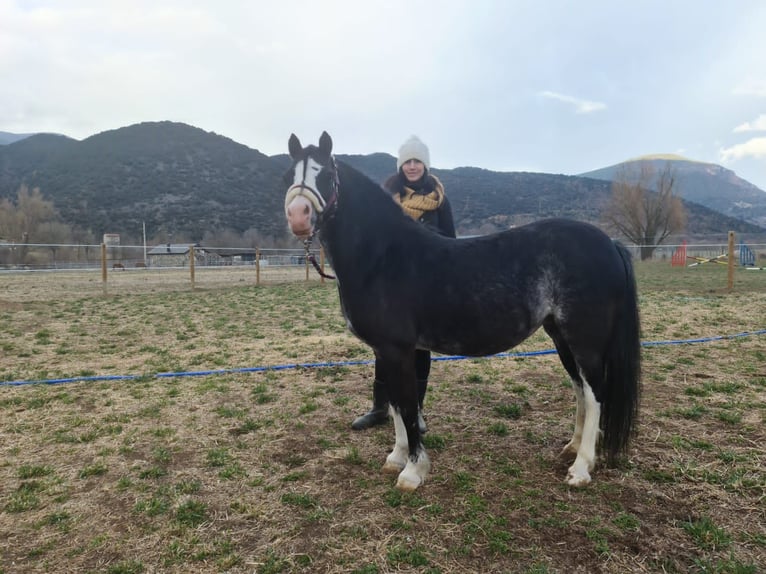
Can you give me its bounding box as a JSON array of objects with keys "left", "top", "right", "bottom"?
[
  {"left": 565, "top": 469, "right": 591, "bottom": 487},
  {"left": 382, "top": 461, "right": 405, "bottom": 475},
  {"left": 394, "top": 456, "right": 430, "bottom": 491},
  {"left": 395, "top": 473, "right": 422, "bottom": 492}
]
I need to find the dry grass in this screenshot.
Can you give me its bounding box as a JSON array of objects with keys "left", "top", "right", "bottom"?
[{"left": 1, "top": 262, "right": 765, "bottom": 573}]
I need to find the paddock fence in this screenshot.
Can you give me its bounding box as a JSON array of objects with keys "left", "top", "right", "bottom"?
[
  {"left": 1, "top": 235, "right": 764, "bottom": 300},
  {"left": 0, "top": 243, "right": 332, "bottom": 300},
  {"left": 635, "top": 241, "right": 766, "bottom": 265}
]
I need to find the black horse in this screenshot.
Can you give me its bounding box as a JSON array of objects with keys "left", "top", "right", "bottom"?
[{"left": 284, "top": 132, "right": 641, "bottom": 492}]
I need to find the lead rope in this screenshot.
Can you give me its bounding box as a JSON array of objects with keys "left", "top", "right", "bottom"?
[{"left": 303, "top": 232, "right": 335, "bottom": 280}]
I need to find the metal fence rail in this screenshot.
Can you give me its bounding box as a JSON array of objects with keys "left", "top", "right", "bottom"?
[
  {"left": 0, "top": 244, "right": 334, "bottom": 300},
  {"left": 3, "top": 239, "right": 765, "bottom": 270},
  {"left": 1, "top": 238, "right": 763, "bottom": 301},
  {"left": 635, "top": 242, "right": 766, "bottom": 263}
]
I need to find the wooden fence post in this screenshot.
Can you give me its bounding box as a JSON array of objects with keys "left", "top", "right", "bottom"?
[
  {"left": 256, "top": 247, "right": 261, "bottom": 286},
  {"left": 189, "top": 245, "right": 196, "bottom": 289},
  {"left": 727, "top": 231, "right": 735, "bottom": 291},
  {"left": 320, "top": 247, "right": 326, "bottom": 284},
  {"left": 101, "top": 243, "right": 107, "bottom": 294}
]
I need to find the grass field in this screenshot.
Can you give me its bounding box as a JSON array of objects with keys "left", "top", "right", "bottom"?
[{"left": 1, "top": 262, "right": 764, "bottom": 573}]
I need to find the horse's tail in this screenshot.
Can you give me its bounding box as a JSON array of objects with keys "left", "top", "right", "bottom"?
[{"left": 602, "top": 241, "right": 641, "bottom": 465}]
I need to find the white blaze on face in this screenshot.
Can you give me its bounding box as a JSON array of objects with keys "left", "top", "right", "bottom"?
[
  {"left": 285, "top": 157, "right": 326, "bottom": 238},
  {"left": 298, "top": 157, "right": 323, "bottom": 191}
]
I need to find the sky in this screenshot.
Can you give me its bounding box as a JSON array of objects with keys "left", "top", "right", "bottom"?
[{"left": 1, "top": 0, "right": 765, "bottom": 191}]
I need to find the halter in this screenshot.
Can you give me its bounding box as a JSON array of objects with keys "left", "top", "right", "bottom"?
[
  {"left": 284, "top": 156, "right": 339, "bottom": 217},
  {"left": 287, "top": 155, "right": 340, "bottom": 280}
]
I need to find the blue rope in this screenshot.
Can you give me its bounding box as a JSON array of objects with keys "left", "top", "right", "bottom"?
[{"left": 2, "top": 329, "right": 764, "bottom": 388}]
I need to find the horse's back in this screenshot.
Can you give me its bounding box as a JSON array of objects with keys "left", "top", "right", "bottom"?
[{"left": 444, "top": 218, "right": 627, "bottom": 289}]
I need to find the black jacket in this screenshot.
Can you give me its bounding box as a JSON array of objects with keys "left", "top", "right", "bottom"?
[{"left": 383, "top": 172, "right": 456, "bottom": 238}]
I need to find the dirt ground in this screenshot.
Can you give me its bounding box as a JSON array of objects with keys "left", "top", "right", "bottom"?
[{"left": 0, "top": 267, "right": 764, "bottom": 573}]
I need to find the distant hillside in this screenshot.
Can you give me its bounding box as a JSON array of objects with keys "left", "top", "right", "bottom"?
[
  {"left": 336, "top": 158, "right": 763, "bottom": 237},
  {"left": 581, "top": 157, "right": 766, "bottom": 228},
  {"left": 0, "top": 131, "right": 36, "bottom": 145},
  {"left": 0, "top": 122, "right": 287, "bottom": 242},
  {"left": 0, "top": 121, "right": 763, "bottom": 245}
]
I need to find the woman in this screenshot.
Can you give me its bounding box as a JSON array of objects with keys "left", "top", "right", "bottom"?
[{"left": 351, "top": 135, "right": 456, "bottom": 431}]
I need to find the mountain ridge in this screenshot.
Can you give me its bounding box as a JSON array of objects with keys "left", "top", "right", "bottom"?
[
  {"left": 580, "top": 157, "right": 766, "bottom": 227},
  {"left": 1, "top": 122, "right": 763, "bottom": 244}
]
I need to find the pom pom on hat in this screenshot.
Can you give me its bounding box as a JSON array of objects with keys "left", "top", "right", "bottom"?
[{"left": 397, "top": 135, "right": 430, "bottom": 171}]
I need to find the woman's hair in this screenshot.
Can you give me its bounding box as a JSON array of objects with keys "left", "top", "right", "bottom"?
[{"left": 386, "top": 171, "right": 436, "bottom": 195}]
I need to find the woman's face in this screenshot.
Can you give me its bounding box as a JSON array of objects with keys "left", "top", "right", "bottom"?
[{"left": 401, "top": 159, "right": 425, "bottom": 182}]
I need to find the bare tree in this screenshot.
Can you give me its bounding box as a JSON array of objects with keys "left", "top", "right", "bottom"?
[
  {"left": 15, "top": 185, "right": 57, "bottom": 241},
  {"left": 604, "top": 162, "right": 687, "bottom": 260},
  {"left": 0, "top": 197, "right": 18, "bottom": 241},
  {"left": 0, "top": 185, "right": 67, "bottom": 264},
  {"left": 71, "top": 228, "right": 97, "bottom": 265},
  {"left": 38, "top": 221, "right": 74, "bottom": 266}
]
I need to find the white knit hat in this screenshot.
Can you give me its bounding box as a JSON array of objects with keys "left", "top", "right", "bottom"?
[{"left": 397, "top": 135, "right": 430, "bottom": 171}]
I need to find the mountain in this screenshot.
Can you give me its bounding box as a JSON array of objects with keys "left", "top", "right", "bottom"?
[
  {"left": 0, "top": 122, "right": 287, "bottom": 242},
  {"left": 580, "top": 155, "right": 766, "bottom": 228},
  {"left": 332, "top": 157, "right": 764, "bottom": 237},
  {"left": 0, "top": 122, "right": 763, "bottom": 244},
  {"left": 0, "top": 131, "right": 36, "bottom": 145}
]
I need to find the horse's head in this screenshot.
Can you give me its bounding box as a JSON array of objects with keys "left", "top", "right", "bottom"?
[{"left": 284, "top": 131, "right": 338, "bottom": 240}]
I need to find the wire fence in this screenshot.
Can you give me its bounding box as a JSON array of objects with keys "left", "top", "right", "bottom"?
[
  {"left": 1, "top": 237, "right": 764, "bottom": 301},
  {"left": 0, "top": 243, "right": 324, "bottom": 271},
  {"left": 629, "top": 241, "right": 766, "bottom": 264},
  {"left": 0, "top": 243, "right": 332, "bottom": 300}
]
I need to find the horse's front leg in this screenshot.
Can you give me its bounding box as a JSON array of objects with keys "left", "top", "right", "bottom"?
[
  {"left": 382, "top": 403, "right": 409, "bottom": 474},
  {"left": 378, "top": 349, "right": 430, "bottom": 491}
]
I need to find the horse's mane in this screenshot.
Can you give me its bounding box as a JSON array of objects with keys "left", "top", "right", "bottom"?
[
  {"left": 326, "top": 160, "right": 447, "bottom": 274},
  {"left": 335, "top": 160, "right": 432, "bottom": 237}
]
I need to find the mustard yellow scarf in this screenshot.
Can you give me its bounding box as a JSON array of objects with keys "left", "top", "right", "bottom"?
[{"left": 392, "top": 176, "right": 445, "bottom": 220}]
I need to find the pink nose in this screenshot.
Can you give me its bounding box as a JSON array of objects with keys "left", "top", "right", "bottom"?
[{"left": 286, "top": 196, "right": 314, "bottom": 237}]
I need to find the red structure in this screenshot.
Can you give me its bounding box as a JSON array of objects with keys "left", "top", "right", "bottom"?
[{"left": 671, "top": 241, "right": 687, "bottom": 267}]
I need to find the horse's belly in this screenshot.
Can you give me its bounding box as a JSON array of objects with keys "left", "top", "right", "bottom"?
[{"left": 424, "top": 329, "right": 534, "bottom": 358}]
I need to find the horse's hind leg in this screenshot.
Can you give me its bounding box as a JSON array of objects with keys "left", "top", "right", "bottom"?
[
  {"left": 544, "top": 320, "right": 585, "bottom": 460},
  {"left": 562, "top": 383, "right": 585, "bottom": 460},
  {"left": 566, "top": 379, "right": 601, "bottom": 487},
  {"left": 545, "top": 319, "right": 601, "bottom": 487}
]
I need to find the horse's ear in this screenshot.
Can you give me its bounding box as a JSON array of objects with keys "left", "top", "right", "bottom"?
[
  {"left": 318, "top": 131, "right": 333, "bottom": 156},
  {"left": 288, "top": 134, "right": 302, "bottom": 160}
]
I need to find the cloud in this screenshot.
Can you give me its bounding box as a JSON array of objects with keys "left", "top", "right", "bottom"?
[
  {"left": 719, "top": 137, "right": 766, "bottom": 162},
  {"left": 733, "top": 80, "right": 766, "bottom": 97},
  {"left": 539, "top": 91, "right": 606, "bottom": 114},
  {"left": 733, "top": 114, "right": 766, "bottom": 133}
]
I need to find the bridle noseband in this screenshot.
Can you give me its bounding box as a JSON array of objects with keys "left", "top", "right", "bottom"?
[{"left": 285, "top": 155, "right": 339, "bottom": 218}]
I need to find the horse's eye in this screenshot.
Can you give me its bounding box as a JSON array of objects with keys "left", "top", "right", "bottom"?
[{"left": 316, "top": 170, "right": 332, "bottom": 190}]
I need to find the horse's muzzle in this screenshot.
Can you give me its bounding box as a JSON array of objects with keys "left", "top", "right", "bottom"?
[{"left": 286, "top": 195, "right": 315, "bottom": 238}]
